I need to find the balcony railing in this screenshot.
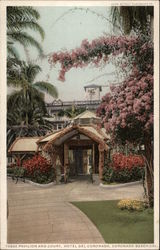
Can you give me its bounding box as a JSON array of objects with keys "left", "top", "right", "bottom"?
[{"left": 46, "top": 100, "right": 101, "bottom": 107}]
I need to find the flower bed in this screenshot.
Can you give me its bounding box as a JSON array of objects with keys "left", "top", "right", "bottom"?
[
  {"left": 23, "top": 154, "right": 55, "bottom": 184},
  {"left": 103, "top": 153, "right": 145, "bottom": 184},
  {"left": 7, "top": 154, "right": 55, "bottom": 184},
  {"left": 117, "top": 199, "right": 148, "bottom": 211}
]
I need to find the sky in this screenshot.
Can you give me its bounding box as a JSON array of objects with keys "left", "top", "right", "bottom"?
[{"left": 11, "top": 6, "right": 121, "bottom": 102}]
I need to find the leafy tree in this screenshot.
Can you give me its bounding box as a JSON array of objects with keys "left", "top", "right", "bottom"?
[{"left": 110, "top": 6, "right": 153, "bottom": 34}]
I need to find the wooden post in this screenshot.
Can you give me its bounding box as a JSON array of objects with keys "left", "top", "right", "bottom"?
[
  {"left": 98, "top": 144, "right": 104, "bottom": 180},
  {"left": 92, "top": 144, "right": 95, "bottom": 174},
  {"left": 64, "top": 143, "right": 69, "bottom": 183}
]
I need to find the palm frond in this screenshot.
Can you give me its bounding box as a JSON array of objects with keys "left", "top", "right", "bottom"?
[
  {"left": 7, "top": 31, "right": 43, "bottom": 54},
  {"left": 21, "top": 6, "right": 40, "bottom": 19},
  {"left": 7, "top": 77, "right": 28, "bottom": 88},
  {"left": 24, "top": 64, "right": 42, "bottom": 83},
  {"left": 8, "top": 20, "right": 45, "bottom": 40},
  {"left": 26, "top": 85, "right": 46, "bottom": 112},
  {"left": 7, "top": 44, "right": 20, "bottom": 59},
  {"left": 7, "top": 6, "right": 44, "bottom": 60},
  {"left": 7, "top": 58, "right": 23, "bottom": 79},
  {"left": 7, "top": 57, "right": 23, "bottom": 68},
  {"left": 7, "top": 90, "right": 23, "bottom": 110},
  {"left": 7, "top": 87, "right": 47, "bottom": 126},
  {"left": 34, "top": 81, "right": 58, "bottom": 98},
  {"left": 7, "top": 7, "right": 40, "bottom": 28},
  {"left": 7, "top": 110, "right": 23, "bottom": 126}
]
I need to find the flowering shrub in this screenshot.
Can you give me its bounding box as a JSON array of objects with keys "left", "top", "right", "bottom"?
[
  {"left": 23, "top": 154, "right": 51, "bottom": 175},
  {"left": 117, "top": 199, "right": 148, "bottom": 211},
  {"left": 112, "top": 153, "right": 144, "bottom": 171},
  {"left": 103, "top": 153, "right": 144, "bottom": 183},
  {"left": 22, "top": 154, "right": 55, "bottom": 184}
]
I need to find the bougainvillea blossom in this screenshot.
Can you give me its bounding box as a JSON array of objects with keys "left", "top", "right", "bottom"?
[
  {"left": 49, "top": 35, "right": 142, "bottom": 82},
  {"left": 97, "top": 71, "right": 153, "bottom": 139}
]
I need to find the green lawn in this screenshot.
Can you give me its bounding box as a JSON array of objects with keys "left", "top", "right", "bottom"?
[{"left": 72, "top": 200, "right": 154, "bottom": 243}]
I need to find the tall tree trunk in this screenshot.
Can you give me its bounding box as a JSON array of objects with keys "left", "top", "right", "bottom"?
[
  {"left": 144, "top": 136, "right": 153, "bottom": 207},
  {"left": 24, "top": 87, "right": 29, "bottom": 126},
  {"left": 25, "top": 112, "right": 29, "bottom": 126}
]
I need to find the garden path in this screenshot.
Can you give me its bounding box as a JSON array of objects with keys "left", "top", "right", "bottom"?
[{"left": 7, "top": 178, "right": 144, "bottom": 244}]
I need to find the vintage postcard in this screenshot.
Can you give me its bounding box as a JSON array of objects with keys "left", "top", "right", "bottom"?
[{"left": 0, "top": 0, "right": 159, "bottom": 249}]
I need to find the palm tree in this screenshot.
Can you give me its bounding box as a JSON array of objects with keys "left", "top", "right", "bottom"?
[
  {"left": 7, "top": 60, "right": 58, "bottom": 148},
  {"left": 7, "top": 60, "right": 58, "bottom": 125},
  {"left": 7, "top": 6, "right": 45, "bottom": 58},
  {"left": 7, "top": 91, "right": 53, "bottom": 149},
  {"left": 6, "top": 7, "right": 56, "bottom": 148},
  {"left": 111, "top": 6, "right": 153, "bottom": 35}
]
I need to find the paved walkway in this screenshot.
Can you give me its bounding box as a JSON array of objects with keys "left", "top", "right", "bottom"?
[{"left": 7, "top": 178, "right": 144, "bottom": 244}]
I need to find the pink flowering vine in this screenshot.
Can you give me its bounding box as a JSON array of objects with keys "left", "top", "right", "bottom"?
[{"left": 49, "top": 35, "right": 140, "bottom": 81}]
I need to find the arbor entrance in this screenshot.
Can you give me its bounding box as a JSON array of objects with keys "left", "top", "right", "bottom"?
[
  {"left": 73, "top": 148, "right": 84, "bottom": 175},
  {"left": 68, "top": 147, "right": 93, "bottom": 176},
  {"left": 38, "top": 124, "right": 108, "bottom": 180}
]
